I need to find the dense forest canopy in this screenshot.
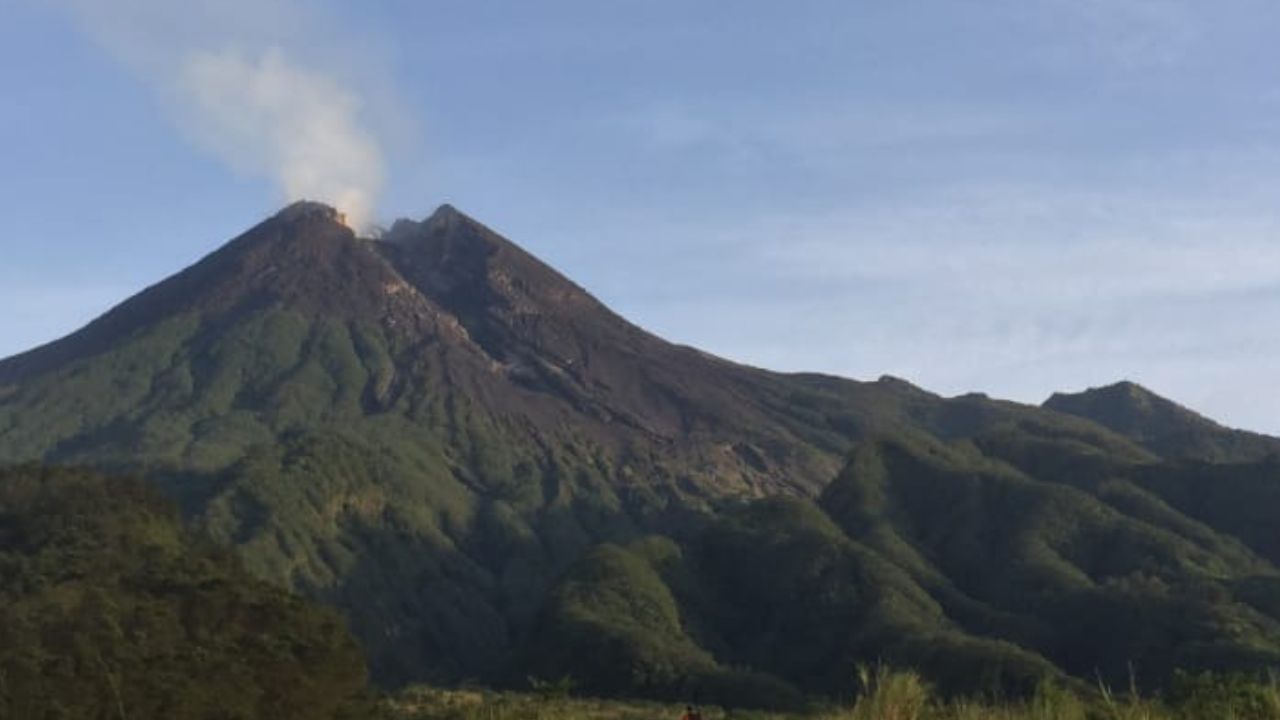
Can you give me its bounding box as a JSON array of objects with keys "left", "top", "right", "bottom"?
[{"left": 0, "top": 465, "right": 374, "bottom": 720}]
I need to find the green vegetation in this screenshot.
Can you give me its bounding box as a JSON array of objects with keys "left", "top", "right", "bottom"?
[
  {"left": 2, "top": 205, "right": 1279, "bottom": 708},
  {"left": 0, "top": 465, "right": 375, "bottom": 719},
  {"left": 522, "top": 434, "right": 1280, "bottom": 705},
  {"left": 384, "top": 667, "right": 1280, "bottom": 720}
]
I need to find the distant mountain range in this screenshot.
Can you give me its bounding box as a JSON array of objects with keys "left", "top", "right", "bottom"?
[{"left": 2, "top": 202, "right": 1278, "bottom": 707}]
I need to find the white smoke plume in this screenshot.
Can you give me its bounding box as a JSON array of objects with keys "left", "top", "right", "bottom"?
[
  {"left": 49, "top": 0, "right": 390, "bottom": 231},
  {"left": 181, "top": 48, "right": 383, "bottom": 230}
]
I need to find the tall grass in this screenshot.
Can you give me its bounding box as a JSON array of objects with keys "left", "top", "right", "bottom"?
[
  {"left": 387, "top": 669, "right": 1280, "bottom": 720},
  {"left": 840, "top": 664, "right": 929, "bottom": 720}
]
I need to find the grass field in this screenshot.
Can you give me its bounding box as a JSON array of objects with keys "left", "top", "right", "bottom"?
[{"left": 385, "top": 666, "right": 1280, "bottom": 720}]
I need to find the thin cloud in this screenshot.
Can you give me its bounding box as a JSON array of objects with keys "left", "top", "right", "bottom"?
[
  {"left": 751, "top": 185, "right": 1280, "bottom": 301},
  {"left": 1044, "top": 0, "right": 1201, "bottom": 68},
  {"left": 578, "top": 179, "right": 1280, "bottom": 434}
]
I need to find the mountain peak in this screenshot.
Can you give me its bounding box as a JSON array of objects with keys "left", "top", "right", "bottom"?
[
  {"left": 381, "top": 204, "right": 602, "bottom": 313},
  {"left": 0, "top": 201, "right": 645, "bottom": 397},
  {"left": 1043, "top": 380, "right": 1280, "bottom": 461},
  {"left": 0, "top": 203, "right": 400, "bottom": 383},
  {"left": 374, "top": 203, "right": 646, "bottom": 375},
  {"left": 267, "top": 199, "right": 364, "bottom": 235},
  {"left": 274, "top": 199, "right": 342, "bottom": 221},
  {"left": 1107, "top": 379, "right": 1154, "bottom": 398},
  {"left": 427, "top": 202, "right": 463, "bottom": 222},
  {"left": 1044, "top": 381, "right": 1212, "bottom": 438}
]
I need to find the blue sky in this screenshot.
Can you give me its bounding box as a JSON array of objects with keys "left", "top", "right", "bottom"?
[{"left": 4, "top": 0, "right": 1280, "bottom": 432}]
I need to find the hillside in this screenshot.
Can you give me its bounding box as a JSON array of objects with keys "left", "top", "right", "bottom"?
[
  {"left": 1, "top": 203, "right": 1278, "bottom": 704},
  {"left": 525, "top": 431, "right": 1280, "bottom": 705},
  {"left": 0, "top": 465, "right": 373, "bottom": 719}
]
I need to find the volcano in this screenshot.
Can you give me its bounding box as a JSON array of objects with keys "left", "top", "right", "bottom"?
[
  {"left": 0, "top": 202, "right": 895, "bottom": 495},
  {"left": 2, "top": 203, "right": 1279, "bottom": 702}
]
